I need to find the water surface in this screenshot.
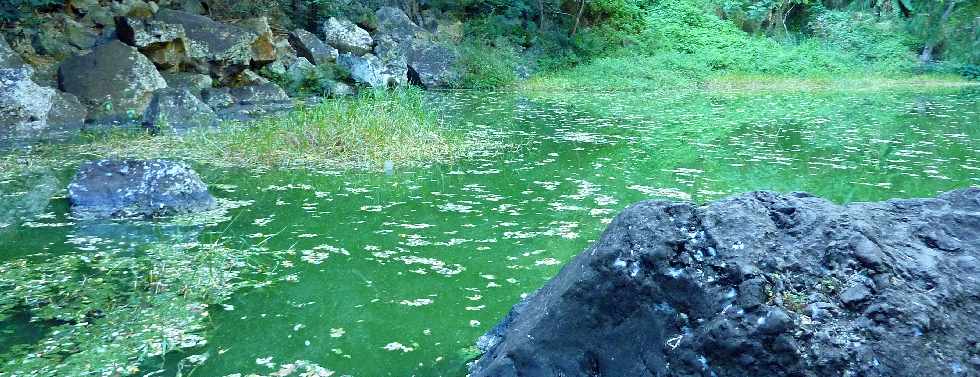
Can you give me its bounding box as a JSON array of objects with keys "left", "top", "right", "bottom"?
[{"left": 1, "top": 87, "right": 977, "bottom": 376}]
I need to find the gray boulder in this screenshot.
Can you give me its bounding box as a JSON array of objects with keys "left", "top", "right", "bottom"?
[
  {"left": 1, "top": 67, "right": 87, "bottom": 135},
  {"left": 473, "top": 189, "right": 980, "bottom": 377},
  {"left": 68, "top": 159, "right": 216, "bottom": 219},
  {"left": 115, "top": 16, "right": 187, "bottom": 70},
  {"left": 405, "top": 42, "right": 459, "bottom": 88},
  {"left": 143, "top": 88, "right": 218, "bottom": 132},
  {"left": 0, "top": 35, "right": 25, "bottom": 69},
  {"left": 372, "top": 7, "right": 459, "bottom": 88},
  {"left": 288, "top": 29, "right": 338, "bottom": 66},
  {"left": 161, "top": 72, "right": 213, "bottom": 97},
  {"left": 322, "top": 17, "right": 373, "bottom": 56},
  {"left": 204, "top": 82, "right": 293, "bottom": 121},
  {"left": 152, "top": 9, "right": 272, "bottom": 82},
  {"left": 338, "top": 53, "right": 403, "bottom": 89},
  {"left": 58, "top": 40, "right": 167, "bottom": 121}
]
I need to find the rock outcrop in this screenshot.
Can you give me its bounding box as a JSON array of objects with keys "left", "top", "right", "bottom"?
[
  {"left": 472, "top": 189, "right": 980, "bottom": 377},
  {"left": 0, "top": 35, "right": 26, "bottom": 69},
  {"left": 1, "top": 66, "right": 87, "bottom": 134},
  {"left": 288, "top": 29, "right": 338, "bottom": 66},
  {"left": 322, "top": 17, "right": 373, "bottom": 56},
  {"left": 68, "top": 159, "right": 216, "bottom": 219},
  {"left": 58, "top": 40, "right": 167, "bottom": 120},
  {"left": 143, "top": 88, "right": 218, "bottom": 132}
]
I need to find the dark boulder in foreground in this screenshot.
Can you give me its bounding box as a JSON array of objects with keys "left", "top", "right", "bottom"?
[
  {"left": 68, "top": 160, "right": 216, "bottom": 219},
  {"left": 472, "top": 189, "right": 980, "bottom": 377}
]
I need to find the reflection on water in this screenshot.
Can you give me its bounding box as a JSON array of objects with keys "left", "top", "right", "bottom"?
[{"left": 1, "top": 87, "right": 978, "bottom": 376}]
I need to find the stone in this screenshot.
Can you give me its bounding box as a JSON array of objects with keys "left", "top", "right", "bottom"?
[
  {"left": 58, "top": 40, "right": 167, "bottom": 121},
  {"left": 161, "top": 72, "right": 212, "bottom": 96},
  {"left": 0, "top": 67, "right": 56, "bottom": 131},
  {"left": 473, "top": 189, "right": 980, "bottom": 377},
  {"left": 405, "top": 41, "right": 459, "bottom": 88},
  {"left": 1, "top": 66, "right": 87, "bottom": 136},
  {"left": 153, "top": 9, "right": 263, "bottom": 81},
  {"left": 115, "top": 16, "right": 187, "bottom": 70},
  {"left": 68, "top": 159, "right": 216, "bottom": 219},
  {"left": 328, "top": 80, "right": 354, "bottom": 97},
  {"left": 142, "top": 88, "right": 218, "bottom": 132},
  {"left": 46, "top": 91, "right": 88, "bottom": 128},
  {"left": 840, "top": 282, "right": 873, "bottom": 308},
  {"left": 205, "top": 82, "right": 293, "bottom": 121},
  {"left": 371, "top": 7, "right": 459, "bottom": 88},
  {"left": 179, "top": 0, "right": 207, "bottom": 15},
  {"left": 0, "top": 35, "right": 25, "bottom": 69},
  {"left": 32, "top": 24, "right": 78, "bottom": 61},
  {"left": 80, "top": 7, "right": 115, "bottom": 28},
  {"left": 64, "top": 19, "right": 99, "bottom": 50},
  {"left": 240, "top": 17, "right": 277, "bottom": 65},
  {"left": 322, "top": 17, "right": 373, "bottom": 56},
  {"left": 338, "top": 53, "right": 401, "bottom": 89},
  {"left": 288, "top": 29, "right": 338, "bottom": 66}
]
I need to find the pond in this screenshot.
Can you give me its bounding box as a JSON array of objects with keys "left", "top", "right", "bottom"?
[{"left": 1, "top": 87, "right": 978, "bottom": 376}]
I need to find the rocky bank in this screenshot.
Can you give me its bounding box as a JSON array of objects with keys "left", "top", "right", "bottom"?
[
  {"left": 0, "top": 0, "right": 461, "bottom": 139},
  {"left": 473, "top": 189, "right": 980, "bottom": 377}
]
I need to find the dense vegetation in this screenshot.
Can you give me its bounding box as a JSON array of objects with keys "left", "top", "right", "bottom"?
[
  {"left": 4, "top": 0, "right": 977, "bottom": 88},
  {"left": 162, "top": 0, "right": 980, "bottom": 88}
]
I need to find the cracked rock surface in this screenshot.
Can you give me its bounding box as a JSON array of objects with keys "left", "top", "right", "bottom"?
[
  {"left": 68, "top": 159, "right": 216, "bottom": 219},
  {"left": 472, "top": 189, "right": 980, "bottom": 377}
]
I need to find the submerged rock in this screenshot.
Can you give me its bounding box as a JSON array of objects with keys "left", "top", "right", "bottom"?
[
  {"left": 68, "top": 159, "right": 216, "bottom": 219},
  {"left": 472, "top": 189, "right": 980, "bottom": 377}
]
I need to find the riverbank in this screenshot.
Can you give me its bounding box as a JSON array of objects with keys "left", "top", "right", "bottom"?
[{"left": 3, "top": 88, "right": 465, "bottom": 173}]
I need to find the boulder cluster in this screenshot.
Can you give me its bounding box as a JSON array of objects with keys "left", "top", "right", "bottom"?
[
  {"left": 0, "top": 0, "right": 461, "bottom": 138},
  {"left": 473, "top": 189, "right": 980, "bottom": 377}
]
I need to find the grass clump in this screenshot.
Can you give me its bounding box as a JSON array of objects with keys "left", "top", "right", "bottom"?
[
  {"left": 75, "top": 87, "right": 462, "bottom": 171},
  {"left": 0, "top": 239, "right": 284, "bottom": 376}
]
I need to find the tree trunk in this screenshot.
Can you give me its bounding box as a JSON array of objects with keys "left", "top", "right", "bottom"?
[
  {"left": 920, "top": 0, "right": 958, "bottom": 63},
  {"left": 539, "top": 0, "right": 546, "bottom": 34},
  {"left": 571, "top": 0, "right": 586, "bottom": 36}
]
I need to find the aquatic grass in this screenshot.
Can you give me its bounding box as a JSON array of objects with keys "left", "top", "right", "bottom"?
[
  {"left": 65, "top": 87, "right": 464, "bottom": 172},
  {"left": 0, "top": 236, "right": 289, "bottom": 376}
]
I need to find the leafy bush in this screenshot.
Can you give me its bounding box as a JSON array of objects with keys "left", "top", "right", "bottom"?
[
  {"left": 456, "top": 36, "right": 521, "bottom": 89},
  {"left": 0, "top": 0, "right": 60, "bottom": 24},
  {"left": 809, "top": 9, "right": 916, "bottom": 70}
]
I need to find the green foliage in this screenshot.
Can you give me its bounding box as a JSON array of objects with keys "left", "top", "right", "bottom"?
[
  {"left": 0, "top": 0, "right": 60, "bottom": 24},
  {"left": 808, "top": 9, "right": 916, "bottom": 69},
  {"left": 456, "top": 36, "right": 521, "bottom": 89}
]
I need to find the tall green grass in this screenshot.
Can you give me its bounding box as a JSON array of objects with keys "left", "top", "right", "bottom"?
[{"left": 73, "top": 88, "right": 462, "bottom": 170}]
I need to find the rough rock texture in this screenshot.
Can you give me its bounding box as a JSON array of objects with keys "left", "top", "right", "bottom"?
[
  {"left": 406, "top": 42, "right": 459, "bottom": 88},
  {"left": 1, "top": 67, "right": 87, "bottom": 134},
  {"left": 143, "top": 88, "right": 217, "bottom": 131},
  {"left": 472, "top": 189, "right": 980, "bottom": 377},
  {"left": 372, "top": 7, "right": 459, "bottom": 88},
  {"left": 153, "top": 9, "right": 265, "bottom": 81},
  {"left": 288, "top": 29, "right": 338, "bottom": 66},
  {"left": 115, "top": 16, "right": 187, "bottom": 70},
  {"left": 337, "top": 53, "right": 401, "bottom": 88},
  {"left": 68, "top": 159, "right": 216, "bottom": 219},
  {"left": 58, "top": 40, "right": 167, "bottom": 120},
  {"left": 203, "top": 81, "right": 292, "bottom": 121},
  {"left": 322, "top": 17, "right": 373, "bottom": 56},
  {"left": 0, "top": 35, "right": 25, "bottom": 69},
  {"left": 160, "top": 72, "right": 212, "bottom": 96}
]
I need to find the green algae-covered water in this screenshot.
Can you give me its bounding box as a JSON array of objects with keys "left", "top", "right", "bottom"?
[{"left": 1, "top": 87, "right": 978, "bottom": 376}]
